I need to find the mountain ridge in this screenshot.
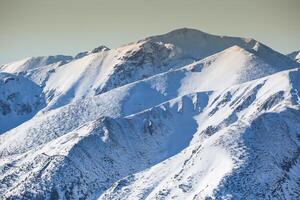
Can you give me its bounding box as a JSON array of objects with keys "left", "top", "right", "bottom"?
[{"left": 0, "top": 28, "right": 299, "bottom": 200}]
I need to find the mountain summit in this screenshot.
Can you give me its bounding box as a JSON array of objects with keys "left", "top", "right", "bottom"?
[{"left": 0, "top": 28, "right": 299, "bottom": 200}]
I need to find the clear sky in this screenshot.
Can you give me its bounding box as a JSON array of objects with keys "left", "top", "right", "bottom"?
[{"left": 0, "top": 0, "right": 299, "bottom": 64}]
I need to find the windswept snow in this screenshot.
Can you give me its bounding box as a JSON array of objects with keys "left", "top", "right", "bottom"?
[{"left": 0, "top": 28, "right": 299, "bottom": 200}]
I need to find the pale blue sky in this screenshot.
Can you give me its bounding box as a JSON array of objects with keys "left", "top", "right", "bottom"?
[{"left": 0, "top": 0, "right": 299, "bottom": 64}]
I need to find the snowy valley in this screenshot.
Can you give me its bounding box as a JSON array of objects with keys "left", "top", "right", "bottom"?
[{"left": 0, "top": 28, "right": 300, "bottom": 200}]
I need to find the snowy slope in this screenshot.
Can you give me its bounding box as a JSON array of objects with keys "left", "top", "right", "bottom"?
[
  {"left": 0, "top": 28, "right": 299, "bottom": 200},
  {"left": 0, "top": 55, "right": 72, "bottom": 74},
  {"left": 0, "top": 73, "right": 45, "bottom": 134},
  {"left": 99, "top": 69, "right": 300, "bottom": 200},
  {"left": 287, "top": 51, "right": 300, "bottom": 63},
  {"left": 0, "top": 92, "right": 209, "bottom": 199}
]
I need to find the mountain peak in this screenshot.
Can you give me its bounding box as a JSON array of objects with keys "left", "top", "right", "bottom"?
[
  {"left": 90, "top": 45, "right": 110, "bottom": 53},
  {"left": 164, "top": 27, "right": 209, "bottom": 36},
  {"left": 74, "top": 45, "right": 110, "bottom": 59}
]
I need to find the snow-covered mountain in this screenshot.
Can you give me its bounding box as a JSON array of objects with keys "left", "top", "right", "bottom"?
[
  {"left": 42, "top": 29, "right": 296, "bottom": 109},
  {"left": 0, "top": 28, "right": 299, "bottom": 200}
]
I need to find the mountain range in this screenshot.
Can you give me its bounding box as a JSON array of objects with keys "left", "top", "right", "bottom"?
[{"left": 0, "top": 28, "right": 300, "bottom": 200}]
